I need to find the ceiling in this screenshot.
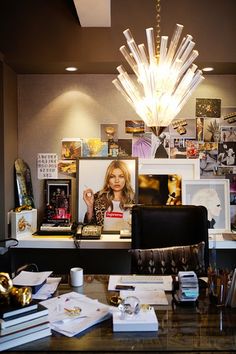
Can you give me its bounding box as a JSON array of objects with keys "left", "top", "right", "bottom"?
[{"left": 0, "top": 0, "right": 236, "bottom": 75}]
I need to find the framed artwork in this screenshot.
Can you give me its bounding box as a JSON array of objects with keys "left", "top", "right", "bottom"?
[
  {"left": 139, "top": 158, "right": 200, "bottom": 179},
  {"left": 77, "top": 157, "right": 138, "bottom": 232},
  {"left": 45, "top": 179, "right": 71, "bottom": 221},
  {"left": 182, "top": 179, "right": 230, "bottom": 233},
  {"left": 138, "top": 174, "right": 182, "bottom": 206}
]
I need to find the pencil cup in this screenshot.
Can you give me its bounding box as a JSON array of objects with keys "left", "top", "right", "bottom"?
[{"left": 70, "top": 267, "right": 83, "bottom": 287}]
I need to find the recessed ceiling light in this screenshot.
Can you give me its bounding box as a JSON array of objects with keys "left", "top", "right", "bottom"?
[
  {"left": 65, "top": 67, "right": 78, "bottom": 72},
  {"left": 202, "top": 67, "right": 214, "bottom": 72}
]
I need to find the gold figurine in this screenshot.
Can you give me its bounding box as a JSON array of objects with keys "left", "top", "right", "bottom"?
[
  {"left": 0, "top": 272, "right": 32, "bottom": 306},
  {"left": 10, "top": 286, "right": 32, "bottom": 306}
]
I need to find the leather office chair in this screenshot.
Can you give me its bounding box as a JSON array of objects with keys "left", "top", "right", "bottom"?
[{"left": 131, "top": 205, "right": 209, "bottom": 275}]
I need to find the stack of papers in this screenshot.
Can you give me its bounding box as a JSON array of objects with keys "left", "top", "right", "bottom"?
[
  {"left": 40, "top": 292, "right": 111, "bottom": 337},
  {"left": 12, "top": 271, "right": 61, "bottom": 299},
  {"left": 13, "top": 271, "right": 53, "bottom": 294},
  {"left": 108, "top": 275, "right": 171, "bottom": 305},
  {"left": 33, "top": 277, "right": 61, "bottom": 300}
]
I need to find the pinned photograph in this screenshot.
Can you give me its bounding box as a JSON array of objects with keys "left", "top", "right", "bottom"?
[
  {"left": 82, "top": 138, "right": 108, "bottom": 157},
  {"left": 203, "top": 118, "right": 221, "bottom": 142},
  {"left": 132, "top": 133, "right": 152, "bottom": 158},
  {"left": 100, "top": 124, "right": 118, "bottom": 141},
  {"left": 220, "top": 107, "right": 236, "bottom": 125},
  {"left": 61, "top": 138, "right": 82, "bottom": 160},
  {"left": 218, "top": 142, "right": 236, "bottom": 166},
  {"left": 221, "top": 126, "right": 236, "bottom": 142},
  {"left": 199, "top": 142, "right": 218, "bottom": 176},
  {"left": 170, "top": 138, "right": 187, "bottom": 159},
  {"left": 196, "top": 98, "right": 221, "bottom": 118},
  {"left": 125, "top": 120, "right": 145, "bottom": 134},
  {"left": 169, "top": 118, "right": 196, "bottom": 139},
  {"left": 58, "top": 160, "right": 76, "bottom": 176}
]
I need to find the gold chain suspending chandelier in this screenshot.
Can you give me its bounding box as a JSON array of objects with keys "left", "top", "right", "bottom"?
[{"left": 112, "top": 0, "right": 204, "bottom": 134}]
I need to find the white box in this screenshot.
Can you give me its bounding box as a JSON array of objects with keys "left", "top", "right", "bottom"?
[
  {"left": 112, "top": 307, "right": 158, "bottom": 332},
  {"left": 11, "top": 209, "right": 37, "bottom": 238}
]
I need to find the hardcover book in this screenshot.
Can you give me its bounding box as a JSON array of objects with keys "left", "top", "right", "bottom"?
[
  {"left": 0, "top": 300, "right": 38, "bottom": 319},
  {"left": 0, "top": 321, "right": 50, "bottom": 343},
  {"left": 0, "top": 304, "right": 48, "bottom": 329},
  {"left": 0, "top": 327, "right": 51, "bottom": 352},
  {"left": 0, "top": 315, "right": 49, "bottom": 336}
]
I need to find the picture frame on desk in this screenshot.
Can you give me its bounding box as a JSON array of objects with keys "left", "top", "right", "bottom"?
[
  {"left": 45, "top": 179, "right": 71, "bottom": 221},
  {"left": 77, "top": 157, "right": 138, "bottom": 232},
  {"left": 182, "top": 179, "right": 231, "bottom": 234}
]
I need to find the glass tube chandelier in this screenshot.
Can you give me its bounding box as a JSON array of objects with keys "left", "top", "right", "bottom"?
[{"left": 112, "top": 0, "right": 204, "bottom": 134}]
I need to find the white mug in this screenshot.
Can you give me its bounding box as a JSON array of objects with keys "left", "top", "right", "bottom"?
[{"left": 70, "top": 267, "right": 83, "bottom": 287}]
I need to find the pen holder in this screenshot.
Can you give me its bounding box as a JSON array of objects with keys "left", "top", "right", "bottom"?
[{"left": 208, "top": 271, "right": 228, "bottom": 306}]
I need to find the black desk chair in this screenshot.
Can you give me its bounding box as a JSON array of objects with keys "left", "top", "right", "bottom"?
[{"left": 131, "top": 205, "right": 209, "bottom": 276}]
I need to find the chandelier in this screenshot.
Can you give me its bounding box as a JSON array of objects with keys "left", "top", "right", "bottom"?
[{"left": 112, "top": 0, "right": 204, "bottom": 133}]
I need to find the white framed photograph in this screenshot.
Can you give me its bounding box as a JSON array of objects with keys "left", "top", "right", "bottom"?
[
  {"left": 139, "top": 158, "right": 200, "bottom": 179},
  {"left": 182, "top": 179, "right": 230, "bottom": 233}
]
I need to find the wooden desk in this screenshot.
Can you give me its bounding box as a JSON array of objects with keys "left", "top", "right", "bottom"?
[{"left": 8, "top": 275, "right": 236, "bottom": 353}]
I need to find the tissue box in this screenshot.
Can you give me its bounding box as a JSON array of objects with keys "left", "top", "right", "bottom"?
[
  {"left": 11, "top": 209, "right": 37, "bottom": 238},
  {"left": 112, "top": 307, "right": 158, "bottom": 332}
]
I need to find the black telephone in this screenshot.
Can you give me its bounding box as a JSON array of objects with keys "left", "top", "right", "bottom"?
[{"left": 76, "top": 224, "right": 102, "bottom": 240}]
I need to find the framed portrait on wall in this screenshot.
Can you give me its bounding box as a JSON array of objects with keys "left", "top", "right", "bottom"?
[
  {"left": 77, "top": 157, "right": 138, "bottom": 232},
  {"left": 182, "top": 179, "right": 230, "bottom": 234}
]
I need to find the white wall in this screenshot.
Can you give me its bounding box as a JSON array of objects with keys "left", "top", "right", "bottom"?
[{"left": 18, "top": 74, "right": 236, "bottom": 222}]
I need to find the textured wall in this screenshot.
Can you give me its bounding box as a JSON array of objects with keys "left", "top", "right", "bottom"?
[{"left": 18, "top": 74, "right": 236, "bottom": 224}]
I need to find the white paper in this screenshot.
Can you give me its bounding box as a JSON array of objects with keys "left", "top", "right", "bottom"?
[
  {"left": 13, "top": 271, "right": 52, "bottom": 286},
  {"left": 33, "top": 277, "right": 61, "bottom": 300},
  {"left": 108, "top": 275, "right": 173, "bottom": 292},
  {"left": 119, "top": 289, "right": 168, "bottom": 305},
  {"left": 40, "top": 291, "right": 111, "bottom": 337}
]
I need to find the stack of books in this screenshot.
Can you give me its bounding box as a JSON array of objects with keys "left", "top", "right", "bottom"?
[{"left": 0, "top": 300, "right": 51, "bottom": 351}]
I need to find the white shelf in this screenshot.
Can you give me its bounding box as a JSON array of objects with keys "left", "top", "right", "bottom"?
[
  {"left": 14, "top": 233, "right": 236, "bottom": 250},
  {"left": 15, "top": 233, "right": 131, "bottom": 249}
]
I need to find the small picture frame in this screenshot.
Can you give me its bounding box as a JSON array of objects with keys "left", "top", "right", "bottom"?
[
  {"left": 182, "top": 179, "right": 230, "bottom": 233},
  {"left": 45, "top": 179, "right": 71, "bottom": 221}
]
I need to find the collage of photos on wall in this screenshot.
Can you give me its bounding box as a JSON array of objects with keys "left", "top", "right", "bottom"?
[{"left": 56, "top": 98, "right": 236, "bottom": 230}]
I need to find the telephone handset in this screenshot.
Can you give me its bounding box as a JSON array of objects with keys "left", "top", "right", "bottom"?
[{"left": 76, "top": 224, "right": 102, "bottom": 240}]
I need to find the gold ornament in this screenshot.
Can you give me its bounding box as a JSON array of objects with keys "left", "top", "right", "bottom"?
[{"left": 10, "top": 286, "right": 32, "bottom": 306}]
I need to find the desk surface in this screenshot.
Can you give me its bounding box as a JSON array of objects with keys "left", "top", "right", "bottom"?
[{"left": 8, "top": 275, "right": 236, "bottom": 353}]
